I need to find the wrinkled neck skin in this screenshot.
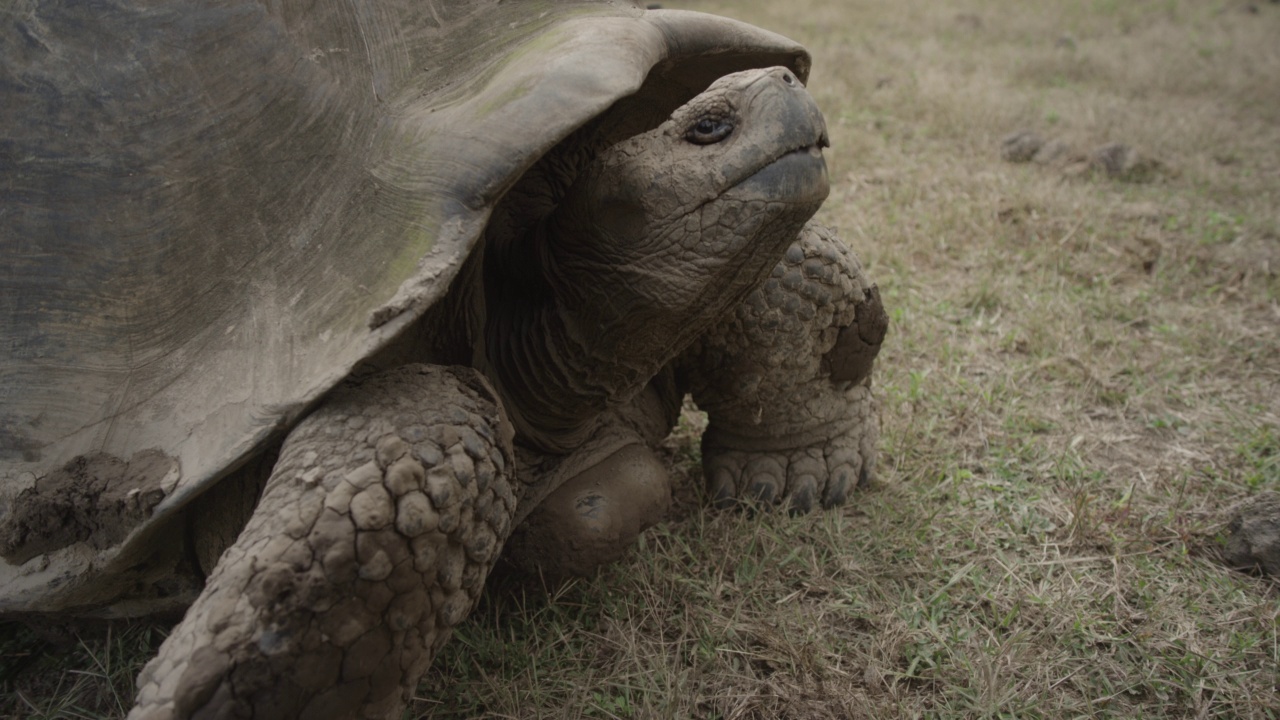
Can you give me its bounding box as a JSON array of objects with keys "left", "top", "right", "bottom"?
[{"left": 484, "top": 67, "right": 829, "bottom": 454}]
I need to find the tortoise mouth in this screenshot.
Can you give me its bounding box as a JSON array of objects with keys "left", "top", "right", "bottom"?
[
  {"left": 788, "top": 132, "right": 830, "bottom": 158},
  {"left": 763, "top": 129, "right": 829, "bottom": 172},
  {"left": 734, "top": 132, "right": 830, "bottom": 206},
  {"left": 752, "top": 128, "right": 829, "bottom": 175},
  {"left": 788, "top": 143, "right": 825, "bottom": 160}
]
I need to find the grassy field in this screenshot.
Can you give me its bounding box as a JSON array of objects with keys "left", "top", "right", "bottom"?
[{"left": 4, "top": 0, "right": 1279, "bottom": 718}]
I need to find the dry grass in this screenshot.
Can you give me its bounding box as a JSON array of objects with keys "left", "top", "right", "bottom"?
[{"left": 4, "top": 0, "right": 1279, "bottom": 718}]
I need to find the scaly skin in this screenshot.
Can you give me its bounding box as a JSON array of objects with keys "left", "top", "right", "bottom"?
[
  {"left": 129, "top": 366, "right": 515, "bottom": 720},
  {"left": 680, "top": 223, "right": 887, "bottom": 513}
]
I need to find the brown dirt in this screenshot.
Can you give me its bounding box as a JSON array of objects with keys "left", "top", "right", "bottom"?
[{"left": 0, "top": 450, "right": 177, "bottom": 565}]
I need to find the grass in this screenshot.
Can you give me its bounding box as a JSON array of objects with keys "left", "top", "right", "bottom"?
[
  {"left": 4, "top": 0, "right": 1279, "bottom": 717},
  {"left": 1, "top": 621, "right": 166, "bottom": 719}
]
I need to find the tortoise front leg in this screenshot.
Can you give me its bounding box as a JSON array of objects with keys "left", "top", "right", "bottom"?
[
  {"left": 679, "top": 224, "right": 888, "bottom": 513},
  {"left": 129, "top": 365, "right": 516, "bottom": 720}
]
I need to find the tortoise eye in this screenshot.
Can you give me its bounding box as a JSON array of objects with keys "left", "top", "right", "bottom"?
[{"left": 686, "top": 117, "right": 733, "bottom": 145}]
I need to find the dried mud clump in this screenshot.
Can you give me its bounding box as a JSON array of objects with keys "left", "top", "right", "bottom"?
[
  {"left": 1000, "top": 130, "right": 1046, "bottom": 163},
  {"left": 0, "top": 450, "right": 177, "bottom": 565},
  {"left": 1223, "top": 492, "right": 1280, "bottom": 578},
  {"left": 999, "top": 130, "right": 1170, "bottom": 182},
  {"left": 1083, "top": 142, "right": 1166, "bottom": 182}
]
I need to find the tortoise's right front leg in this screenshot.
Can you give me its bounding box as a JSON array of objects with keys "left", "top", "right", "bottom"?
[{"left": 129, "top": 365, "right": 516, "bottom": 720}]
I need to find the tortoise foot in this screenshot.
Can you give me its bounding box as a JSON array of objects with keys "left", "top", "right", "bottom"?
[{"left": 702, "top": 385, "right": 877, "bottom": 513}]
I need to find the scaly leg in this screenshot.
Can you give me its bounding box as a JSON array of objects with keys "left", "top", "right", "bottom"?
[
  {"left": 680, "top": 224, "right": 887, "bottom": 513},
  {"left": 129, "top": 365, "right": 515, "bottom": 720}
]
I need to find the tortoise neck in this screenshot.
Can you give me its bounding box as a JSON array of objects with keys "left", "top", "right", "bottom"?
[{"left": 481, "top": 219, "right": 659, "bottom": 454}]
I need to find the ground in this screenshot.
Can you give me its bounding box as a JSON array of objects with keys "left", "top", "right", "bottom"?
[{"left": 3, "top": 0, "right": 1279, "bottom": 717}]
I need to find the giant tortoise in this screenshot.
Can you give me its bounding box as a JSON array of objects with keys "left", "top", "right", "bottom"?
[{"left": 0, "top": 0, "right": 887, "bottom": 717}]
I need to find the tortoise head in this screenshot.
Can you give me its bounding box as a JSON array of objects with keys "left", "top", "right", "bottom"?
[{"left": 546, "top": 66, "right": 830, "bottom": 346}]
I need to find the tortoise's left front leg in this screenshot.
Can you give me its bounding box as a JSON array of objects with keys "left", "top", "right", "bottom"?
[
  {"left": 129, "top": 365, "right": 516, "bottom": 720},
  {"left": 679, "top": 223, "right": 888, "bottom": 513}
]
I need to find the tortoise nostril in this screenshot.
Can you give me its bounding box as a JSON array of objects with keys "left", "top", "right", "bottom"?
[{"left": 782, "top": 72, "right": 794, "bottom": 85}]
